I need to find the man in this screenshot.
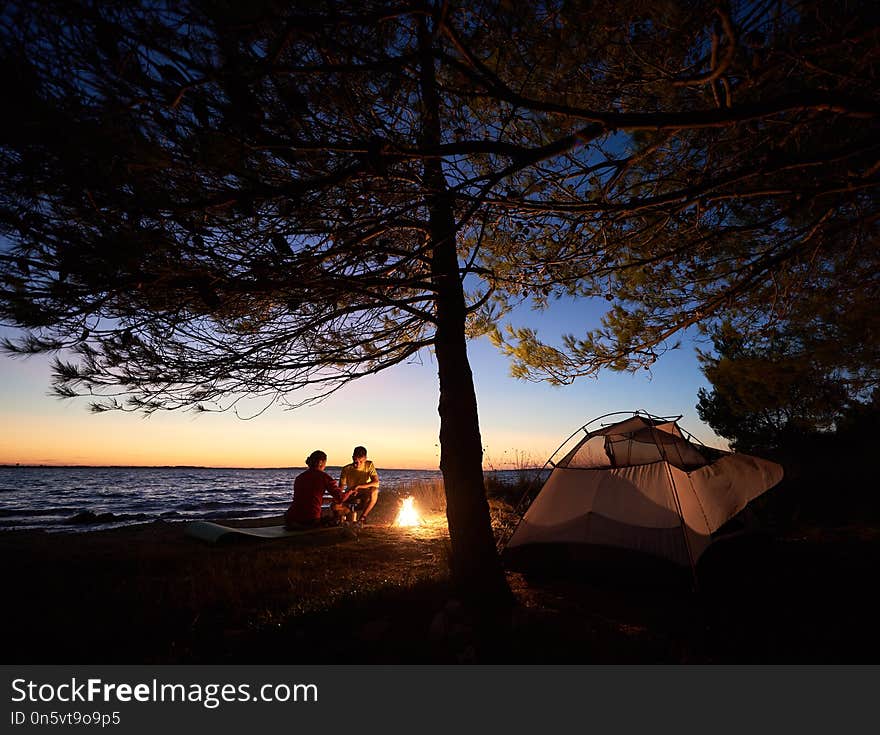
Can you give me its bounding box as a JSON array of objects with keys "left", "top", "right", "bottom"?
[{"left": 339, "top": 446, "right": 380, "bottom": 523}]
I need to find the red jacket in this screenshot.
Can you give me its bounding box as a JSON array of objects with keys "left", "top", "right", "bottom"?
[{"left": 285, "top": 468, "right": 343, "bottom": 525}]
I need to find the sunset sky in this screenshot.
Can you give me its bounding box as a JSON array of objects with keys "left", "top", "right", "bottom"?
[{"left": 0, "top": 297, "right": 723, "bottom": 469}]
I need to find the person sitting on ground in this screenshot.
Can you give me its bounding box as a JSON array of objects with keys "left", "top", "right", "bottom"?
[
  {"left": 339, "top": 445, "right": 381, "bottom": 524},
  {"left": 285, "top": 450, "right": 352, "bottom": 530}
]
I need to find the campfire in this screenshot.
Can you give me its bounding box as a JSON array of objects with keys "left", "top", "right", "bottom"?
[{"left": 395, "top": 496, "right": 421, "bottom": 527}]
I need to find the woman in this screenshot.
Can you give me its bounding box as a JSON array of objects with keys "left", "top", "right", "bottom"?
[{"left": 284, "top": 450, "right": 350, "bottom": 529}]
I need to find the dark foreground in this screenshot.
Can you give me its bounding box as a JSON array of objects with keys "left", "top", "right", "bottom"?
[{"left": 2, "top": 498, "right": 878, "bottom": 663}]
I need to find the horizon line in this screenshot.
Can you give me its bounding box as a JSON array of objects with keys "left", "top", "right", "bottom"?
[{"left": 0, "top": 462, "right": 546, "bottom": 472}]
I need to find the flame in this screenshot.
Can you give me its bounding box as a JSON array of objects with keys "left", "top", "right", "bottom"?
[{"left": 395, "top": 496, "right": 421, "bottom": 527}]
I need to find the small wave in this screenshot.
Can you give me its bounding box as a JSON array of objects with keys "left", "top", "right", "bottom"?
[
  {"left": 178, "top": 500, "right": 246, "bottom": 511},
  {"left": 175, "top": 503, "right": 204, "bottom": 512},
  {"left": 0, "top": 517, "right": 47, "bottom": 529},
  {"left": 63, "top": 510, "right": 153, "bottom": 526},
  {"left": 0, "top": 514, "right": 149, "bottom": 532},
  {"left": 0, "top": 507, "right": 83, "bottom": 518}
]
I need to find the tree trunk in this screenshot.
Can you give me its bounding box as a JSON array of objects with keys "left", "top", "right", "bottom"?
[
  {"left": 432, "top": 271, "right": 513, "bottom": 608},
  {"left": 417, "top": 16, "right": 513, "bottom": 608}
]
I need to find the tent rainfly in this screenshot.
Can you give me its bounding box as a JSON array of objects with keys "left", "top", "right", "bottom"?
[{"left": 504, "top": 412, "right": 784, "bottom": 571}]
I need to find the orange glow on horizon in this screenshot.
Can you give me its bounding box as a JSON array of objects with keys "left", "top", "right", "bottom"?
[{"left": 0, "top": 415, "right": 442, "bottom": 470}]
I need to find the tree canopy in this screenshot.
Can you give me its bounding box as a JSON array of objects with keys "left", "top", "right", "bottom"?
[
  {"left": 3, "top": 1, "right": 876, "bottom": 401},
  {"left": 488, "top": 0, "right": 879, "bottom": 382},
  {"left": 1, "top": 0, "right": 878, "bottom": 601}
]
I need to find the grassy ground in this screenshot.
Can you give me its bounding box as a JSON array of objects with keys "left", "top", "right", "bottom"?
[{"left": 2, "top": 484, "right": 878, "bottom": 663}]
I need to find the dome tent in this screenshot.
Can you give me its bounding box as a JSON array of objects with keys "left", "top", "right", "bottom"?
[{"left": 503, "top": 411, "right": 783, "bottom": 574}]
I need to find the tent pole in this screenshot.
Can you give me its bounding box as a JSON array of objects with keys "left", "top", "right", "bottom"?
[
  {"left": 644, "top": 419, "right": 699, "bottom": 589},
  {"left": 659, "top": 446, "right": 700, "bottom": 591}
]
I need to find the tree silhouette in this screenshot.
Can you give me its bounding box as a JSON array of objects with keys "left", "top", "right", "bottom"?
[
  {"left": 2, "top": 0, "right": 878, "bottom": 604},
  {"left": 485, "top": 1, "right": 879, "bottom": 383},
  {"left": 696, "top": 323, "right": 852, "bottom": 452}
]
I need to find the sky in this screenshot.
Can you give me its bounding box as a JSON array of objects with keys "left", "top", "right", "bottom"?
[{"left": 0, "top": 295, "right": 725, "bottom": 469}]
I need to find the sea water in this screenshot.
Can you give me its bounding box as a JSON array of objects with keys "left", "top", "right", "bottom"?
[
  {"left": 0, "top": 465, "right": 443, "bottom": 532},
  {"left": 0, "top": 465, "right": 535, "bottom": 532}
]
